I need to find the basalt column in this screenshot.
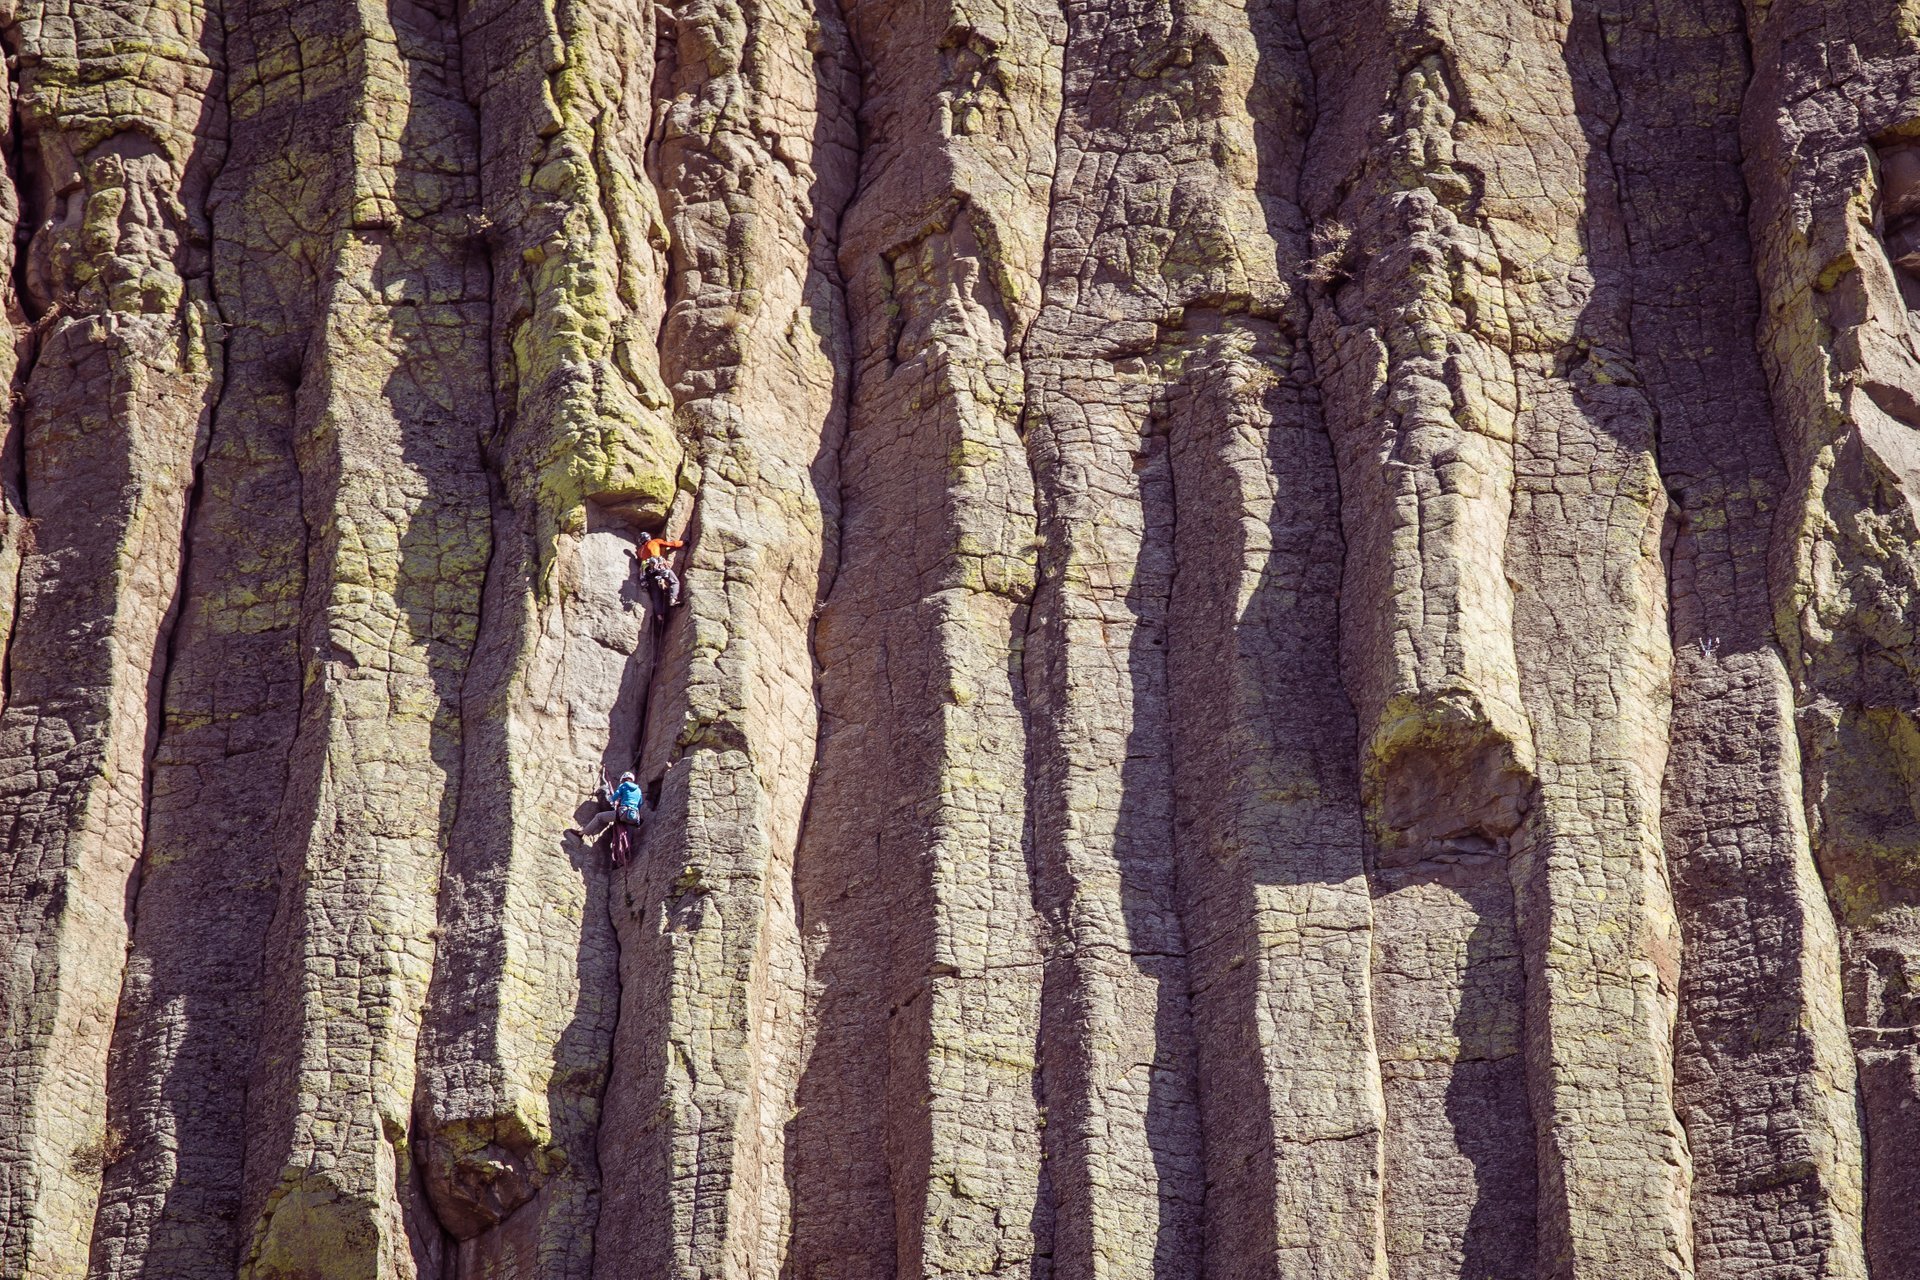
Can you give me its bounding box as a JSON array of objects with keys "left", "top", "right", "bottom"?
[
  {"left": 230, "top": 2, "right": 494, "bottom": 1276},
  {"left": 1164, "top": 322, "right": 1383, "bottom": 1280},
  {"left": 82, "top": 0, "right": 312, "bottom": 1268},
  {"left": 1016, "top": 0, "right": 1359, "bottom": 1266},
  {"left": 13, "top": 2, "right": 1920, "bottom": 1278},
  {"left": 1299, "top": 2, "right": 1535, "bottom": 1274},
  {"left": 0, "top": 3, "right": 222, "bottom": 1274},
  {"left": 413, "top": 0, "right": 683, "bottom": 1273},
  {"left": 787, "top": 0, "right": 1058, "bottom": 1271},
  {"left": 1504, "top": 10, "right": 1689, "bottom": 1274},
  {"left": 589, "top": 0, "right": 857, "bottom": 1270},
  {"left": 0, "top": 23, "right": 23, "bottom": 701},
  {"left": 1303, "top": 3, "right": 1691, "bottom": 1276},
  {"left": 1137, "top": 0, "right": 1391, "bottom": 1275},
  {"left": 1743, "top": 0, "right": 1920, "bottom": 1273},
  {"left": 1608, "top": 1, "right": 1866, "bottom": 1276}
]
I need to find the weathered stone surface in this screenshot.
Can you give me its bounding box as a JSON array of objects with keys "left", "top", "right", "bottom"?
[
  {"left": 10, "top": 1, "right": 1920, "bottom": 1277},
  {"left": 1614, "top": 3, "right": 1865, "bottom": 1275},
  {"left": 587, "top": 0, "right": 855, "bottom": 1274},
  {"left": 1742, "top": 2, "right": 1920, "bottom": 1274},
  {"left": 787, "top": 0, "right": 1054, "bottom": 1274},
  {"left": 218, "top": 4, "right": 493, "bottom": 1277},
  {"left": 0, "top": 0, "right": 221, "bottom": 1272},
  {"left": 412, "top": 0, "right": 678, "bottom": 1271}
]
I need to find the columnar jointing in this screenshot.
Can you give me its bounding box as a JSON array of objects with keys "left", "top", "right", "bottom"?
[
  {"left": 1302, "top": 0, "right": 1696, "bottom": 1274},
  {"left": 1613, "top": 1, "right": 1865, "bottom": 1277},
  {"left": 230, "top": 1, "right": 494, "bottom": 1275},
  {"left": 0, "top": 1, "right": 223, "bottom": 1274},
  {"left": 7, "top": 0, "right": 1920, "bottom": 1277},
  {"left": 1018, "top": 0, "right": 1225, "bottom": 1263},
  {"left": 86, "top": 0, "right": 281, "bottom": 1266},
  {"left": 589, "top": 0, "right": 856, "bottom": 1270},
  {"left": 789, "top": 0, "right": 1057, "bottom": 1270},
  {"left": 1477, "top": 6, "right": 1692, "bottom": 1274},
  {"left": 1160, "top": 2, "right": 1384, "bottom": 1272},
  {"left": 1744, "top": 0, "right": 1920, "bottom": 1275},
  {"left": 0, "top": 13, "right": 26, "bottom": 697},
  {"left": 1300, "top": 2, "right": 1531, "bottom": 1274},
  {"left": 414, "top": 0, "right": 683, "bottom": 1272}
]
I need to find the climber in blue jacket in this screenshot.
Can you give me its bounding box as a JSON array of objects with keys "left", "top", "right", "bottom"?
[{"left": 570, "top": 770, "right": 645, "bottom": 840}]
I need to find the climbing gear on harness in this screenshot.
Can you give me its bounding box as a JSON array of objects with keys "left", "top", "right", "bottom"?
[
  {"left": 572, "top": 769, "right": 645, "bottom": 858},
  {"left": 642, "top": 556, "right": 681, "bottom": 607},
  {"left": 630, "top": 536, "right": 685, "bottom": 609},
  {"left": 609, "top": 819, "right": 637, "bottom": 868},
  {"left": 611, "top": 770, "right": 644, "bottom": 823}
]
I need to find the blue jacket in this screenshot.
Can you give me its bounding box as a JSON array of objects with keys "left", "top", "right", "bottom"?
[{"left": 610, "top": 780, "right": 644, "bottom": 820}]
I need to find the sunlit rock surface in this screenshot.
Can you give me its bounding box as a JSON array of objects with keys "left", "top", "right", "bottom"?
[{"left": 3, "top": 0, "right": 1920, "bottom": 1276}]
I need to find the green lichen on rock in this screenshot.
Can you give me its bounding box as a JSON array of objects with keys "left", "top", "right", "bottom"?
[{"left": 491, "top": 0, "right": 685, "bottom": 587}]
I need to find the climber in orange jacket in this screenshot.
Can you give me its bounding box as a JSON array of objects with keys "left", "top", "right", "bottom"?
[{"left": 630, "top": 534, "right": 684, "bottom": 607}]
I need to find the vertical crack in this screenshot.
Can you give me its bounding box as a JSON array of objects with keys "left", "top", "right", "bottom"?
[
  {"left": 785, "top": 0, "right": 864, "bottom": 933},
  {"left": 122, "top": 0, "right": 235, "bottom": 1011},
  {"left": 1013, "top": 0, "right": 1070, "bottom": 884},
  {"left": 410, "top": 5, "right": 495, "bottom": 1257},
  {"left": 0, "top": 8, "right": 35, "bottom": 718}
]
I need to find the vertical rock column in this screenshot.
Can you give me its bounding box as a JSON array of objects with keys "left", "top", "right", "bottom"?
[
  {"left": 1298, "top": 18, "right": 1532, "bottom": 866},
  {"left": 232, "top": 2, "right": 493, "bottom": 1277},
  {"left": 85, "top": 0, "right": 314, "bottom": 1265},
  {"left": 0, "top": 2, "right": 223, "bottom": 1273},
  {"left": 1163, "top": 335, "right": 1384, "bottom": 1280},
  {"left": 414, "top": 0, "right": 683, "bottom": 1273},
  {"left": 1309, "top": 2, "right": 1694, "bottom": 1274},
  {"left": 590, "top": 0, "right": 856, "bottom": 1270},
  {"left": 1020, "top": 0, "right": 1350, "bottom": 1267},
  {"left": 1742, "top": 0, "right": 1920, "bottom": 1271},
  {"left": 1298, "top": 3, "right": 1537, "bottom": 1274},
  {"left": 0, "top": 23, "right": 24, "bottom": 708},
  {"left": 787, "top": 0, "right": 1059, "bottom": 1272},
  {"left": 1502, "top": 6, "right": 1689, "bottom": 1275},
  {"left": 1605, "top": 1, "right": 1866, "bottom": 1276},
  {"left": 1139, "top": 1, "right": 1390, "bottom": 1277}
]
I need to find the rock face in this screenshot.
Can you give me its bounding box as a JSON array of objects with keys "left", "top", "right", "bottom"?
[{"left": 6, "top": 0, "right": 1920, "bottom": 1276}]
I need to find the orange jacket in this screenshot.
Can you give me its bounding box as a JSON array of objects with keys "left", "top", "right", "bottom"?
[{"left": 637, "top": 536, "right": 684, "bottom": 561}]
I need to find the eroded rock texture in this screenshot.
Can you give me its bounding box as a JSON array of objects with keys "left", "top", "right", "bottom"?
[{"left": 7, "top": 0, "right": 1920, "bottom": 1276}]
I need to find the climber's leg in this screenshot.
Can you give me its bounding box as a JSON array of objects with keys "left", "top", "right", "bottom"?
[{"left": 643, "top": 558, "right": 682, "bottom": 608}]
